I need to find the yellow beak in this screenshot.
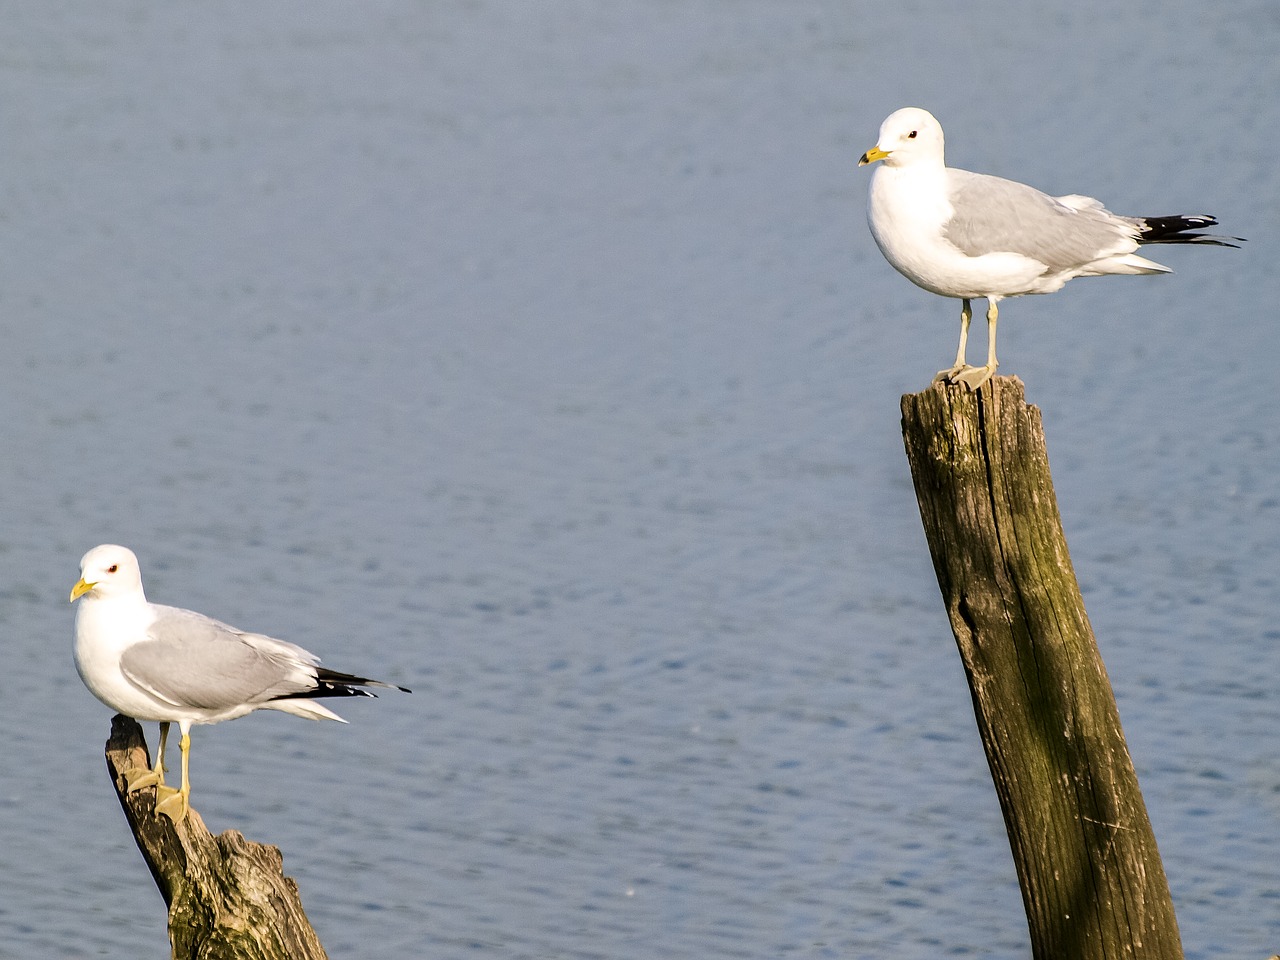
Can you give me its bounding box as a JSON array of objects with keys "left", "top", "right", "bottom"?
[
  {"left": 858, "top": 145, "right": 890, "bottom": 167},
  {"left": 70, "top": 578, "right": 95, "bottom": 602}
]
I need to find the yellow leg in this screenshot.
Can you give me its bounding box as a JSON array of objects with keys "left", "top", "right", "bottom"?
[
  {"left": 953, "top": 300, "right": 1000, "bottom": 391},
  {"left": 935, "top": 299, "right": 975, "bottom": 383},
  {"left": 154, "top": 727, "right": 192, "bottom": 822},
  {"left": 123, "top": 721, "right": 170, "bottom": 793}
]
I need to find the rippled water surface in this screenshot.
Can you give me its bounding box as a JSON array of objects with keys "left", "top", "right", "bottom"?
[{"left": 2, "top": 3, "right": 1278, "bottom": 958}]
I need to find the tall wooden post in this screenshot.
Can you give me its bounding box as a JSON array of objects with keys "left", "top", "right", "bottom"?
[
  {"left": 900, "top": 377, "right": 1182, "bottom": 960},
  {"left": 105, "top": 715, "right": 329, "bottom": 960}
]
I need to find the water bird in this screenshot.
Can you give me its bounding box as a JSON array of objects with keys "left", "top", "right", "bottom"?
[
  {"left": 71, "top": 544, "right": 409, "bottom": 821},
  {"left": 858, "top": 107, "right": 1240, "bottom": 390}
]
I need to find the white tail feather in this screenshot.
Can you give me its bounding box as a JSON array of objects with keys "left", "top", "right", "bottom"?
[
  {"left": 264, "top": 699, "right": 348, "bottom": 722},
  {"left": 1086, "top": 253, "right": 1172, "bottom": 277}
]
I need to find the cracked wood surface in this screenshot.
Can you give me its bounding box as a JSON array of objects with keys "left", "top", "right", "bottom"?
[
  {"left": 105, "top": 715, "right": 329, "bottom": 960},
  {"left": 901, "top": 377, "right": 1182, "bottom": 960}
]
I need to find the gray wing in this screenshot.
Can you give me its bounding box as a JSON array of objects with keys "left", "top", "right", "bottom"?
[
  {"left": 118, "top": 605, "right": 317, "bottom": 710},
  {"left": 943, "top": 169, "right": 1137, "bottom": 272}
]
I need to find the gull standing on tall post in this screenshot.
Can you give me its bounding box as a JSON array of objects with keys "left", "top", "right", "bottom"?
[
  {"left": 858, "top": 107, "right": 1239, "bottom": 390},
  {"left": 71, "top": 544, "right": 410, "bottom": 822}
]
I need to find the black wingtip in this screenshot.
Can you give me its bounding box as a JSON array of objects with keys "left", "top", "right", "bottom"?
[
  {"left": 271, "top": 667, "right": 412, "bottom": 703},
  {"left": 1138, "top": 214, "right": 1245, "bottom": 248}
]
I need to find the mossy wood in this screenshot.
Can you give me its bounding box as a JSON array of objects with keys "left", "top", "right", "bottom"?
[
  {"left": 900, "top": 376, "right": 1182, "bottom": 960},
  {"left": 105, "top": 715, "right": 329, "bottom": 960}
]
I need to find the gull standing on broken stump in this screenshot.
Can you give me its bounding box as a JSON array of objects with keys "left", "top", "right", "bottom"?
[
  {"left": 858, "top": 107, "right": 1240, "bottom": 390},
  {"left": 71, "top": 544, "right": 410, "bottom": 822}
]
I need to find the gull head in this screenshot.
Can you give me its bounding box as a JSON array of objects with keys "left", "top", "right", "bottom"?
[
  {"left": 71, "top": 544, "right": 145, "bottom": 602},
  {"left": 859, "top": 107, "right": 944, "bottom": 168}
]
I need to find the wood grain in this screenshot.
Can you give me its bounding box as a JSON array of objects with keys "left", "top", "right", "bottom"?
[{"left": 901, "top": 376, "right": 1182, "bottom": 960}]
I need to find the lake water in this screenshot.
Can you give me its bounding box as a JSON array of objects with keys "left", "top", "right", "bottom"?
[{"left": 2, "top": 2, "right": 1278, "bottom": 958}]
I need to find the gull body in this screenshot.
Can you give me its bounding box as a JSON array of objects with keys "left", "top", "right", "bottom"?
[
  {"left": 858, "top": 107, "right": 1238, "bottom": 389},
  {"left": 71, "top": 544, "right": 409, "bottom": 821}
]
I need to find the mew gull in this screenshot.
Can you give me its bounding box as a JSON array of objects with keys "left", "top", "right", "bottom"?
[
  {"left": 71, "top": 544, "right": 409, "bottom": 821},
  {"left": 858, "top": 107, "right": 1240, "bottom": 390}
]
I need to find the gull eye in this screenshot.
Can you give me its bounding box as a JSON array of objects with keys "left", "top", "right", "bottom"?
[
  {"left": 907, "top": 130, "right": 918, "bottom": 139},
  {"left": 107, "top": 564, "right": 119, "bottom": 574}
]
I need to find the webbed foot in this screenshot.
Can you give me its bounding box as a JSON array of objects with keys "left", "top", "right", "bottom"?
[
  {"left": 122, "top": 765, "right": 164, "bottom": 793},
  {"left": 154, "top": 787, "right": 190, "bottom": 822},
  {"left": 951, "top": 364, "right": 996, "bottom": 391},
  {"left": 934, "top": 363, "right": 974, "bottom": 383}
]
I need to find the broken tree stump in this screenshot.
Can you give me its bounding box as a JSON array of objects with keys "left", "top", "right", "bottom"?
[
  {"left": 900, "top": 376, "right": 1182, "bottom": 960},
  {"left": 105, "top": 714, "right": 329, "bottom": 960}
]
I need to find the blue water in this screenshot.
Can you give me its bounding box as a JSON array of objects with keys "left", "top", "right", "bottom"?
[{"left": 2, "top": 2, "right": 1278, "bottom": 958}]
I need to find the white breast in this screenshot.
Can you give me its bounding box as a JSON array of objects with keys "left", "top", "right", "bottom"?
[{"left": 73, "top": 596, "right": 173, "bottom": 721}]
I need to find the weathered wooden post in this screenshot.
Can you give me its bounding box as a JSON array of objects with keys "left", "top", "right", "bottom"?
[
  {"left": 900, "top": 376, "right": 1182, "bottom": 960},
  {"left": 105, "top": 715, "right": 329, "bottom": 960}
]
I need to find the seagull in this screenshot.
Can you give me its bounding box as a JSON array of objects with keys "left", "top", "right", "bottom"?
[
  {"left": 71, "top": 544, "right": 410, "bottom": 822},
  {"left": 858, "top": 107, "right": 1240, "bottom": 390}
]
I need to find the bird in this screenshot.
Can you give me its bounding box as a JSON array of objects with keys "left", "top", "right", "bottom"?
[
  {"left": 858, "top": 107, "right": 1239, "bottom": 390},
  {"left": 70, "top": 544, "right": 410, "bottom": 822}
]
